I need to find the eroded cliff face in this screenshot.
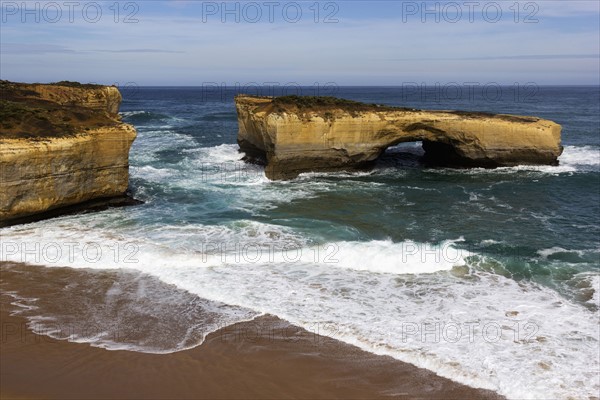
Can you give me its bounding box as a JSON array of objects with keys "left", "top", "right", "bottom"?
[
  {"left": 0, "top": 81, "right": 137, "bottom": 226},
  {"left": 235, "top": 95, "right": 563, "bottom": 180},
  {"left": 27, "top": 82, "right": 123, "bottom": 114}
]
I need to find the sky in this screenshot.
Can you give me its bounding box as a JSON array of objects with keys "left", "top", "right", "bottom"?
[{"left": 1, "top": 0, "right": 599, "bottom": 86}]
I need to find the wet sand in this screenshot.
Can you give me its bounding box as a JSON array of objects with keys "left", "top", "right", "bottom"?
[{"left": 1, "top": 267, "right": 504, "bottom": 399}]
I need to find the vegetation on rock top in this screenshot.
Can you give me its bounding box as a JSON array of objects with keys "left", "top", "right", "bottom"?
[
  {"left": 271, "top": 95, "right": 412, "bottom": 113},
  {"left": 0, "top": 81, "right": 120, "bottom": 140},
  {"left": 51, "top": 81, "right": 106, "bottom": 89},
  {"left": 239, "top": 94, "right": 539, "bottom": 123}
]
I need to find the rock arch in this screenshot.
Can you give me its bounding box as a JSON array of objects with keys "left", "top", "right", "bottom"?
[{"left": 235, "top": 95, "right": 562, "bottom": 180}]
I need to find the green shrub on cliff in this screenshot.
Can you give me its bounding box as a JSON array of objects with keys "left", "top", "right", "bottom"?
[
  {"left": 271, "top": 95, "right": 413, "bottom": 114},
  {"left": 273, "top": 95, "right": 364, "bottom": 108},
  {"left": 52, "top": 81, "right": 104, "bottom": 89}
]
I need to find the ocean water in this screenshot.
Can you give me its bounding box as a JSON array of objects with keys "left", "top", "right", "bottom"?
[{"left": 1, "top": 86, "right": 599, "bottom": 399}]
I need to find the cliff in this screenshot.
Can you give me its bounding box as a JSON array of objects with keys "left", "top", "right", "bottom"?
[
  {"left": 0, "top": 81, "right": 138, "bottom": 226},
  {"left": 235, "top": 95, "right": 563, "bottom": 180}
]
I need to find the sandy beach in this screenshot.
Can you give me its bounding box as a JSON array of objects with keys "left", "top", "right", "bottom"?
[{"left": 0, "top": 263, "right": 504, "bottom": 400}]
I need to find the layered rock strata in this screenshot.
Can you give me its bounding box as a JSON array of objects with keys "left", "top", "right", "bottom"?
[
  {"left": 0, "top": 81, "right": 138, "bottom": 226},
  {"left": 235, "top": 95, "right": 562, "bottom": 180}
]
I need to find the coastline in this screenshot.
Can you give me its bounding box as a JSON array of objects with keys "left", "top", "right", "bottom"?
[
  {"left": 0, "top": 194, "right": 142, "bottom": 228},
  {"left": 0, "top": 263, "right": 504, "bottom": 400}
]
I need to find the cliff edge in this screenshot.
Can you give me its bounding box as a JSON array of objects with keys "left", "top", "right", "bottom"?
[
  {"left": 235, "top": 95, "right": 563, "bottom": 180},
  {"left": 0, "top": 81, "right": 138, "bottom": 227}
]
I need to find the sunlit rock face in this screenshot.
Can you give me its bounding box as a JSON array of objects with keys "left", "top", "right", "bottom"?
[
  {"left": 235, "top": 95, "right": 562, "bottom": 180},
  {"left": 0, "top": 81, "right": 137, "bottom": 226}
]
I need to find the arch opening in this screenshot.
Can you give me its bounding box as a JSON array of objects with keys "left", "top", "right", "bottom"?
[
  {"left": 376, "top": 136, "right": 496, "bottom": 169},
  {"left": 377, "top": 141, "right": 425, "bottom": 169}
]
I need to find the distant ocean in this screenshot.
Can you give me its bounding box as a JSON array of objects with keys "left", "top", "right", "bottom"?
[{"left": 2, "top": 86, "right": 599, "bottom": 399}]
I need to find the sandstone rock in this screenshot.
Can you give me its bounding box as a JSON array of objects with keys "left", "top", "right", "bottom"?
[
  {"left": 0, "top": 81, "right": 137, "bottom": 226},
  {"left": 27, "top": 81, "right": 122, "bottom": 114},
  {"left": 235, "top": 95, "right": 563, "bottom": 180}
]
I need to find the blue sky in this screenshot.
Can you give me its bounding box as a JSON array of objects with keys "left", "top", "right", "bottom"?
[{"left": 1, "top": 0, "right": 599, "bottom": 85}]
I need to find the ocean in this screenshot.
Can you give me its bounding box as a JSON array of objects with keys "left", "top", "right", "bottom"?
[{"left": 1, "top": 86, "right": 599, "bottom": 399}]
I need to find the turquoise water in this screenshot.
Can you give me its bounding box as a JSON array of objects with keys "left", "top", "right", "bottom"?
[{"left": 1, "top": 86, "right": 598, "bottom": 399}]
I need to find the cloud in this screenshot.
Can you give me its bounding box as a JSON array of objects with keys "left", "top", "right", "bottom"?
[
  {"left": 93, "top": 49, "right": 185, "bottom": 54},
  {"left": 389, "top": 54, "right": 600, "bottom": 61},
  {"left": 1, "top": 43, "right": 78, "bottom": 54},
  {"left": 535, "top": 1, "right": 600, "bottom": 17},
  {"left": 1, "top": 44, "right": 183, "bottom": 55}
]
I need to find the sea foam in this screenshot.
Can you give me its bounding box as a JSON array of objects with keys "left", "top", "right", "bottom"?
[{"left": 1, "top": 222, "right": 599, "bottom": 399}]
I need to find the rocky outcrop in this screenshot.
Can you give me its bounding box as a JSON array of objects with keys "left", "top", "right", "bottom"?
[
  {"left": 23, "top": 81, "right": 123, "bottom": 114},
  {"left": 0, "top": 81, "right": 138, "bottom": 226},
  {"left": 235, "top": 95, "right": 563, "bottom": 180}
]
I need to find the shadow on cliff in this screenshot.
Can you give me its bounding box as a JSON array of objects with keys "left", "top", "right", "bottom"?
[{"left": 376, "top": 142, "right": 426, "bottom": 169}]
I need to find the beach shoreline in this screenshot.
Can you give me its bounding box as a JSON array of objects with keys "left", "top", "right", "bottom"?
[{"left": 0, "top": 262, "right": 504, "bottom": 400}]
